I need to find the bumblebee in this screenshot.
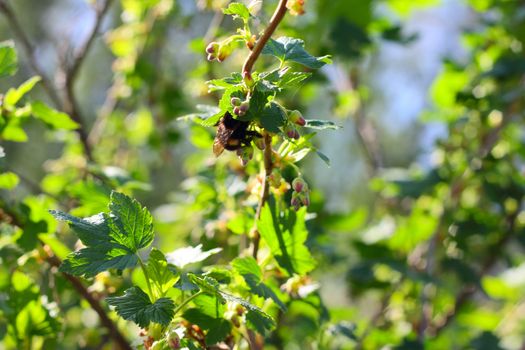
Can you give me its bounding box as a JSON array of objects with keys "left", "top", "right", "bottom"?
[{"left": 213, "top": 112, "right": 260, "bottom": 156}]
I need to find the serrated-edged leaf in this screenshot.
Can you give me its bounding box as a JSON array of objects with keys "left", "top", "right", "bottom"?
[
  {"left": 0, "top": 41, "right": 17, "bottom": 78},
  {"left": 262, "top": 37, "right": 332, "bottom": 69},
  {"left": 304, "top": 119, "right": 340, "bottom": 130},
  {"left": 223, "top": 2, "right": 250, "bottom": 22},
  {"left": 4, "top": 76, "right": 41, "bottom": 107},
  {"left": 31, "top": 101, "right": 79, "bottom": 130},
  {"left": 53, "top": 192, "right": 155, "bottom": 277},
  {"left": 166, "top": 244, "right": 222, "bottom": 269},
  {"left": 106, "top": 286, "right": 175, "bottom": 328},
  {"left": 50, "top": 211, "right": 109, "bottom": 246},
  {"left": 220, "top": 292, "right": 275, "bottom": 333},
  {"left": 188, "top": 274, "right": 222, "bottom": 295},
  {"left": 147, "top": 248, "right": 179, "bottom": 297},
  {"left": 59, "top": 247, "right": 138, "bottom": 277},
  {"left": 259, "top": 102, "right": 286, "bottom": 133},
  {"left": 257, "top": 200, "right": 316, "bottom": 276},
  {"left": 108, "top": 191, "right": 154, "bottom": 251},
  {"left": 232, "top": 257, "right": 286, "bottom": 311}
]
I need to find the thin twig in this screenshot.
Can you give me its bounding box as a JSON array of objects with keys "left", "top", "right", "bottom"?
[
  {"left": 63, "top": 0, "right": 114, "bottom": 161},
  {"left": 242, "top": 0, "right": 288, "bottom": 79}
]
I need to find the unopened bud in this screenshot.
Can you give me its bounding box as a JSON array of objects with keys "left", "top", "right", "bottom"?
[
  {"left": 291, "top": 192, "right": 302, "bottom": 211},
  {"left": 233, "top": 106, "right": 243, "bottom": 116},
  {"left": 231, "top": 97, "right": 242, "bottom": 106},
  {"left": 239, "top": 101, "right": 250, "bottom": 113},
  {"left": 301, "top": 192, "right": 310, "bottom": 206},
  {"left": 207, "top": 53, "right": 216, "bottom": 61},
  {"left": 292, "top": 177, "right": 308, "bottom": 193},
  {"left": 246, "top": 35, "right": 256, "bottom": 50},
  {"left": 168, "top": 331, "right": 180, "bottom": 349},
  {"left": 289, "top": 110, "right": 306, "bottom": 126},
  {"left": 206, "top": 42, "right": 219, "bottom": 54},
  {"left": 286, "top": 0, "right": 305, "bottom": 16},
  {"left": 237, "top": 145, "right": 254, "bottom": 166}
]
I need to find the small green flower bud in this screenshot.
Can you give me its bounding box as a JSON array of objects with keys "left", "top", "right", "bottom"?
[
  {"left": 237, "top": 145, "right": 254, "bottom": 166},
  {"left": 239, "top": 101, "right": 250, "bottom": 113},
  {"left": 289, "top": 110, "right": 306, "bottom": 126},
  {"left": 231, "top": 97, "right": 242, "bottom": 106}
]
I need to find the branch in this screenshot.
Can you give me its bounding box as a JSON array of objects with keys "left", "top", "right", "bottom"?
[{"left": 242, "top": 0, "right": 288, "bottom": 79}]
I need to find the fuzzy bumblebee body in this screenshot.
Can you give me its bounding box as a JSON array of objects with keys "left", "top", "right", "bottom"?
[{"left": 213, "top": 112, "right": 260, "bottom": 156}]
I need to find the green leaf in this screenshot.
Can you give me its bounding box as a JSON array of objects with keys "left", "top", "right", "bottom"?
[
  {"left": 261, "top": 37, "right": 332, "bottom": 69},
  {"left": 259, "top": 102, "right": 286, "bottom": 133},
  {"left": 178, "top": 105, "right": 221, "bottom": 125},
  {"left": 188, "top": 274, "right": 275, "bottom": 333},
  {"left": 31, "top": 101, "right": 79, "bottom": 130},
  {"left": 207, "top": 73, "right": 243, "bottom": 92},
  {"left": 147, "top": 248, "right": 179, "bottom": 297},
  {"left": 315, "top": 150, "right": 331, "bottom": 166},
  {"left": 108, "top": 191, "right": 154, "bottom": 252},
  {"left": 52, "top": 191, "right": 155, "bottom": 277},
  {"left": 183, "top": 308, "right": 231, "bottom": 345},
  {"left": 106, "top": 286, "right": 175, "bottom": 328},
  {"left": 257, "top": 200, "right": 316, "bottom": 276},
  {"left": 304, "top": 119, "right": 341, "bottom": 130},
  {"left": 4, "top": 76, "right": 41, "bottom": 108},
  {"left": 166, "top": 244, "right": 222, "bottom": 269},
  {"left": 223, "top": 2, "right": 250, "bottom": 22},
  {"left": 0, "top": 171, "right": 19, "bottom": 189},
  {"left": 0, "top": 41, "right": 18, "bottom": 78},
  {"left": 232, "top": 257, "right": 286, "bottom": 310},
  {"left": 220, "top": 292, "right": 275, "bottom": 334}
]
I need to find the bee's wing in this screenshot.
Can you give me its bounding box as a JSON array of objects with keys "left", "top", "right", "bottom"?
[{"left": 213, "top": 121, "right": 235, "bottom": 156}]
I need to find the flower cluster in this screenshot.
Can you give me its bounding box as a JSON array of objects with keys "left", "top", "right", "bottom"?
[{"left": 290, "top": 177, "right": 310, "bottom": 210}]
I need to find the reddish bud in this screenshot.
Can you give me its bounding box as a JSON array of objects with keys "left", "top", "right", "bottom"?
[
  {"left": 206, "top": 42, "right": 219, "bottom": 54},
  {"left": 292, "top": 177, "right": 308, "bottom": 193},
  {"left": 291, "top": 193, "right": 302, "bottom": 211},
  {"left": 301, "top": 192, "right": 310, "bottom": 206},
  {"left": 289, "top": 110, "right": 306, "bottom": 126},
  {"left": 233, "top": 106, "right": 242, "bottom": 116},
  {"left": 207, "top": 53, "right": 215, "bottom": 61}
]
